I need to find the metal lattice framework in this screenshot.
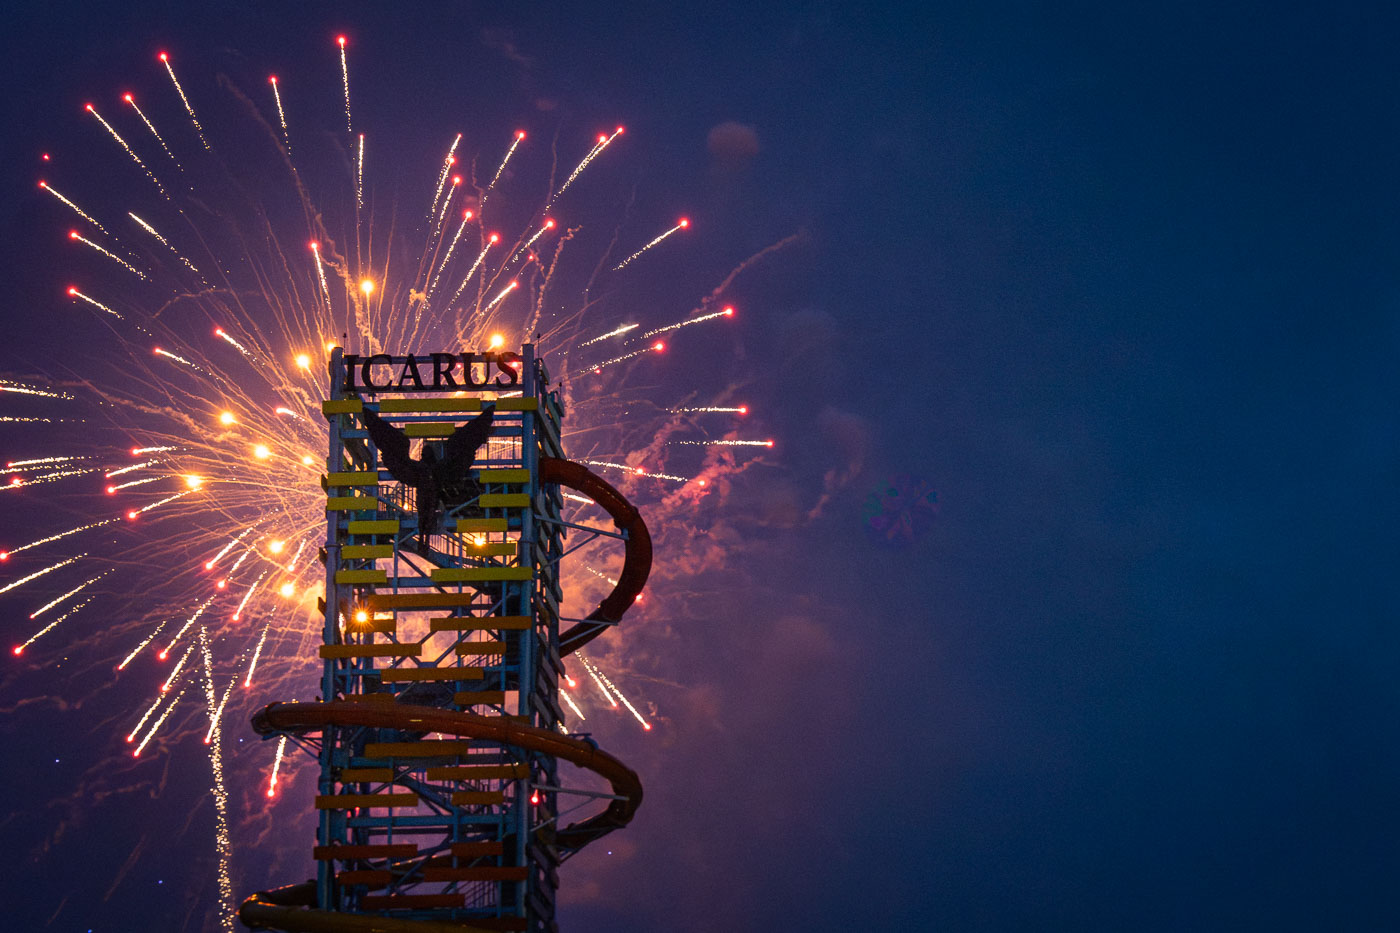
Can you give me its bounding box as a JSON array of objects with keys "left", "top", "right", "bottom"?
[{"left": 240, "top": 347, "right": 649, "bottom": 933}]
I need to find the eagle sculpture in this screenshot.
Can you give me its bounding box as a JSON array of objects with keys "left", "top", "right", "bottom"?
[{"left": 362, "top": 405, "right": 495, "bottom": 553}]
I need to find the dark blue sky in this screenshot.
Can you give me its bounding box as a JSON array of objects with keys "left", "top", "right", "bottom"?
[{"left": 2, "top": 2, "right": 1398, "bottom": 931}]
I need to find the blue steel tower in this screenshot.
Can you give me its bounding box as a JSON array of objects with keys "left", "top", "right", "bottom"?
[{"left": 241, "top": 346, "right": 650, "bottom": 933}]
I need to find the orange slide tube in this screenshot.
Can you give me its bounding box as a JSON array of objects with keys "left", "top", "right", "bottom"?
[
  {"left": 537, "top": 457, "right": 651, "bottom": 655},
  {"left": 239, "top": 700, "right": 642, "bottom": 931}
]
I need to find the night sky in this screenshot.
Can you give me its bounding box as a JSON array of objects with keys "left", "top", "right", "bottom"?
[{"left": 2, "top": 2, "right": 1398, "bottom": 931}]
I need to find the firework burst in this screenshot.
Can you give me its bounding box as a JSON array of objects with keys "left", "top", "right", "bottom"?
[{"left": 2, "top": 34, "right": 793, "bottom": 927}]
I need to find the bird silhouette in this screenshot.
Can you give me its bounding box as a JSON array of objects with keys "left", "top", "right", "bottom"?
[{"left": 362, "top": 405, "right": 494, "bottom": 553}]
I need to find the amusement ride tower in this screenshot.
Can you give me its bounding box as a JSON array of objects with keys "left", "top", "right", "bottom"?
[{"left": 240, "top": 346, "right": 649, "bottom": 932}]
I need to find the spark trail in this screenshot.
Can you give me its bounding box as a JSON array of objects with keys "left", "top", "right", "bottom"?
[
  {"left": 205, "top": 671, "right": 239, "bottom": 743},
  {"left": 0, "top": 555, "right": 85, "bottom": 597},
  {"left": 482, "top": 130, "right": 526, "bottom": 206},
  {"left": 442, "top": 235, "right": 499, "bottom": 310},
  {"left": 134, "top": 685, "right": 184, "bottom": 756},
  {"left": 577, "top": 323, "right": 638, "bottom": 347},
  {"left": 669, "top": 439, "right": 774, "bottom": 447},
  {"left": 337, "top": 36, "right": 352, "bottom": 133},
  {"left": 356, "top": 134, "right": 364, "bottom": 208},
  {"left": 640, "top": 305, "right": 734, "bottom": 339},
  {"left": 231, "top": 571, "right": 268, "bottom": 622},
  {"left": 162, "top": 594, "right": 216, "bottom": 658},
  {"left": 123, "top": 93, "right": 180, "bottom": 167},
  {"left": 671, "top": 405, "right": 748, "bottom": 414},
  {"left": 118, "top": 621, "right": 166, "bottom": 670},
  {"left": 38, "top": 181, "right": 107, "bottom": 233},
  {"left": 106, "top": 460, "right": 159, "bottom": 478},
  {"left": 266, "top": 734, "right": 289, "bottom": 797},
  {"left": 427, "top": 135, "right": 461, "bottom": 221},
  {"left": 614, "top": 218, "right": 688, "bottom": 270},
  {"left": 549, "top": 126, "right": 624, "bottom": 207},
  {"left": 28, "top": 571, "right": 108, "bottom": 620},
  {"left": 129, "top": 213, "right": 200, "bottom": 274},
  {"left": 15, "top": 597, "right": 93, "bottom": 655},
  {"left": 159, "top": 52, "right": 209, "bottom": 149},
  {"left": 68, "top": 286, "right": 122, "bottom": 318},
  {"left": 576, "top": 341, "right": 665, "bottom": 378},
  {"left": 244, "top": 618, "right": 271, "bottom": 686},
  {"left": 0, "top": 383, "right": 76, "bottom": 401},
  {"left": 86, "top": 103, "right": 168, "bottom": 198},
  {"left": 1, "top": 519, "right": 116, "bottom": 561},
  {"left": 269, "top": 76, "right": 289, "bottom": 150},
  {"left": 70, "top": 230, "right": 147, "bottom": 280},
  {"left": 199, "top": 628, "right": 236, "bottom": 932}
]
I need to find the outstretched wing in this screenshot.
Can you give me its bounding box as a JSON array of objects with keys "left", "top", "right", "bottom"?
[
  {"left": 363, "top": 408, "right": 429, "bottom": 485},
  {"left": 439, "top": 407, "right": 495, "bottom": 472}
]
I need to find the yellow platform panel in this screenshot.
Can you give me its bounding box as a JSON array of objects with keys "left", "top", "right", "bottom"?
[
  {"left": 477, "top": 468, "right": 530, "bottom": 483},
  {"left": 326, "top": 496, "right": 378, "bottom": 511},
  {"left": 314, "top": 792, "right": 418, "bottom": 809},
  {"left": 364, "top": 592, "right": 477, "bottom": 610},
  {"left": 449, "top": 691, "right": 508, "bottom": 708},
  {"left": 378, "top": 666, "right": 485, "bottom": 682},
  {"left": 479, "top": 493, "right": 530, "bottom": 508},
  {"left": 335, "top": 569, "right": 387, "bottom": 584},
  {"left": 435, "top": 616, "right": 530, "bottom": 633},
  {"left": 323, "top": 471, "right": 379, "bottom": 487},
  {"left": 430, "top": 567, "right": 531, "bottom": 583},
  {"left": 341, "top": 544, "right": 393, "bottom": 559},
  {"left": 464, "top": 542, "right": 518, "bottom": 557},
  {"left": 318, "top": 644, "right": 421, "bottom": 659},
  {"left": 347, "top": 519, "right": 399, "bottom": 535},
  {"left": 450, "top": 518, "right": 508, "bottom": 533},
  {"left": 425, "top": 762, "right": 526, "bottom": 781}
]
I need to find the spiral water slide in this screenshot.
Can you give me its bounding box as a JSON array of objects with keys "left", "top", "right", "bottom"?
[{"left": 239, "top": 458, "right": 650, "bottom": 932}]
